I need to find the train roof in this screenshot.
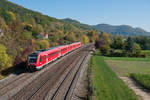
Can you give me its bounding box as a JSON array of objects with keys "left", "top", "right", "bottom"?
[
  {"left": 29, "top": 42, "right": 81, "bottom": 56},
  {"left": 29, "top": 47, "right": 59, "bottom": 56}
]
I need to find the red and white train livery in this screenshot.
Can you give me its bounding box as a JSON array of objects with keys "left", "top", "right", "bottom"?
[{"left": 27, "top": 42, "right": 82, "bottom": 70}]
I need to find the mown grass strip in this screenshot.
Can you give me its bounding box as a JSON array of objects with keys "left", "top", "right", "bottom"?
[
  {"left": 104, "top": 56, "right": 150, "bottom": 61},
  {"left": 91, "top": 55, "right": 137, "bottom": 100},
  {"left": 130, "top": 73, "right": 150, "bottom": 90}
]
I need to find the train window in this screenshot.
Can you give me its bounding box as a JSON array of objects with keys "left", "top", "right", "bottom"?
[
  {"left": 40, "top": 57, "right": 42, "bottom": 62},
  {"left": 43, "top": 56, "right": 46, "bottom": 60},
  {"left": 29, "top": 54, "right": 37, "bottom": 63},
  {"left": 50, "top": 51, "right": 59, "bottom": 57}
]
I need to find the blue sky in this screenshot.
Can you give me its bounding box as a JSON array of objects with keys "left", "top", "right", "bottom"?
[{"left": 9, "top": 0, "right": 150, "bottom": 31}]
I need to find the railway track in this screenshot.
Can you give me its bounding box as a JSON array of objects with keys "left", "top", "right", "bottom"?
[
  {"left": 27, "top": 52, "right": 83, "bottom": 100},
  {"left": 0, "top": 73, "right": 33, "bottom": 97},
  {"left": 50, "top": 49, "right": 88, "bottom": 100},
  {"left": 0, "top": 45, "right": 92, "bottom": 100}
]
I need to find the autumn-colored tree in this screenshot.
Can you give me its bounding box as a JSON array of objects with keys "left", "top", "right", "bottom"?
[
  {"left": 65, "top": 32, "right": 76, "bottom": 42},
  {"left": 0, "top": 44, "right": 9, "bottom": 70},
  {"left": 7, "top": 11, "right": 16, "bottom": 20},
  {"left": 133, "top": 43, "right": 141, "bottom": 57},
  {"left": 95, "top": 32, "right": 111, "bottom": 55},
  {"left": 38, "top": 40, "right": 50, "bottom": 49},
  {"left": 0, "top": 9, "right": 15, "bottom": 24},
  {"left": 32, "top": 24, "right": 44, "bottom": 37},
  {"left": 87, "top": 30, "right": 99, "bottom": 43},
  {"left": 82, "top": 35, "right": 89, "bottom": 44},
  {"left": 23, "top": 32, "right": 32, "bottom": 40},
  {"left": 0, "top": 17, "right": 7, "bottom": 29}
]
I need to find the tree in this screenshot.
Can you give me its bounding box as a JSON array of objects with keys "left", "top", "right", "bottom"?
[
  {"left": 8, "top": 11, "right": 16, "bottom": 20},
  {"left": 38, "top": 40, "right": 50, "bottom": 49},
  {"left": 0, "top": 9, "right": 15, "bottom": 24},
  {"left": 82, "top": 35, "right": 89, "bottom": 44},
  {"left": 124, "top": 37, "right": 134, "bottom": 53},
  {"left": 0, "top": 17, "right": 7, "bottom": 29},
  {"left": 23, "top": 32, "right": 32, "bottom": 40},
  {"left": 0, "top": 44, "right": 9, "bottom": 70},
  {"left": 133, "top": 43, "right": 141, "bottom": 57},
  {"left": 65, "top": 32, "right": 76, "bottom": 42},
  {"left": 87, "top": 30, "right": 98, "bottom": 43},
  {"left": 32, "top": 24, "right": 44, "bottom": 37},
  {"left": 134, "top": 36, "right": 150, "bottom": 50},
  {"left": 111, "top": 36, "right": 124, "bottom": 49},
  {"left": 95, "top": 32, "right": 111, "bottom": 55},
  {"left": 24, "top": 24, "right": 32, "bottom": 31}
]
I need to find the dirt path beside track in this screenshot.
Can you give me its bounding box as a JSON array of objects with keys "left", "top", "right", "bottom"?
[{"left": 120, "top": 77, "right": 150, "bottom": 100}]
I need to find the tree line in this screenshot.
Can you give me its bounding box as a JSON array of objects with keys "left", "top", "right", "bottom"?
[{"left": 95, "top": 32, "right": 150, "bottom": 57}]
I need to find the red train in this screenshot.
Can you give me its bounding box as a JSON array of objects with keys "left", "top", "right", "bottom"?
[{"left": 27, "top": 42, "right": 82, "bottom": 70}]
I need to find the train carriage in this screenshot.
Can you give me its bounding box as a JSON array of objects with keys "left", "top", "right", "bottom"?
[
  {"left": 58, "top": 45, "right": 68, "bottom": 56},
  {"left": 27, "top": 42, "right": 82, "bottom": 70},
  {"left": 27, "top": 48, "right": 60, "bottom": 70}
]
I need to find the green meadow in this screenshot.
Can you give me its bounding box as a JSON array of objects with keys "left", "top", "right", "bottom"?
[
  {"left": 104, "top": 50, "right": 150, "bottom": 76},
  {"left": 90, "top": 55, "right": 137, "bottom": 100}
]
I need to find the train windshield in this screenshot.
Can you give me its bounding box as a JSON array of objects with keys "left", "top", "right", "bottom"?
[{"left": 28, "top": 54, "right": 37, "bottom": 64}]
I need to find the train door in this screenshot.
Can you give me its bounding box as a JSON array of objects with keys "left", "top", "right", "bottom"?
[
  {"left": 46, "top": 54, "right": 48, "bottom": 63},
  {"left": 59, "top": 49, "right": 61, "bottom": 57},
  {"left": 43, "top": 55, "right": 46, "bottom": 64},
  {"left": 39, "top": 56, "right": 42, "bottom": 66}
]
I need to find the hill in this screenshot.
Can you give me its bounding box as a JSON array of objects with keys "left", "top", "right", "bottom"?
[
  {"left": 0, "top": 0, "right": 93, "bottom": 70},
  {"left": 62, "top": 18, "right": 93, "bottom": 30},
  {"left": 62, "top": 18, "right": 150, "bottom": 36},
  {"left": 93, "top": 24, "right": 150, "bottom": 36}
]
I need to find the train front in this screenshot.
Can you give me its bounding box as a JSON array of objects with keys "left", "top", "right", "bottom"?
[{"left": 27, "top": 53, "right": 38, "bottom": 70}]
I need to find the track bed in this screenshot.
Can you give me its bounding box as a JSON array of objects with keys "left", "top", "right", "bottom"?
[{"left": 0, "top": 45, "right": 93, "bottom": 100}]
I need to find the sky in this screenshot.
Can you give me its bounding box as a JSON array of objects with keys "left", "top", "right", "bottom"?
[{"left": 9, "top": 0, "right": 150, "bottom": 32}]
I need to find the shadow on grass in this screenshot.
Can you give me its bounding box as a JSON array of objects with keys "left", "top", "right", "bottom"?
[
  {"left": 130, "top": 76, "right": 150, "bottom": 93},
  {"left": 1, "top": 62, "right": 31, "bottom": 77}
]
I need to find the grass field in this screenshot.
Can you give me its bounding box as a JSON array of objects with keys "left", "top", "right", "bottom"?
[
  {"left": 104, "top": 50, "right": 150, "bottom": 76},
  {"left": 105, "top": 60, "right": 150, "bottom": 76},
  {"left": 90, "top": 55, "right": 137, "bottom": 100}
]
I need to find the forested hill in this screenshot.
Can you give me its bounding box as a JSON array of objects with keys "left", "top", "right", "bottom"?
[
  {"left": 0, "top": 0, "right": 95, "bottom": 71},
  {"left": 93, "top": 24, "right": 150, "bottom": 36},
  {"left": 0, "top": 0, "right": 91, "bottom": 33},
  {"left": 62, "top": 18, "right": 150, "bottom": 36},
  {"left": 62, "top": 18, "right": 93, "bottom": 30}
]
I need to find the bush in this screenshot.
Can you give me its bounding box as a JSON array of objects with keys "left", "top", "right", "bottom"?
[
  {"left": 93, "top": 49, "right": 101, "bottom": 56},
  {"left": 99, "top": 45, "right": 110, "bottom": 56},
  {"left": 109, "top": 50, "right": 125, "bottom": 57}
]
